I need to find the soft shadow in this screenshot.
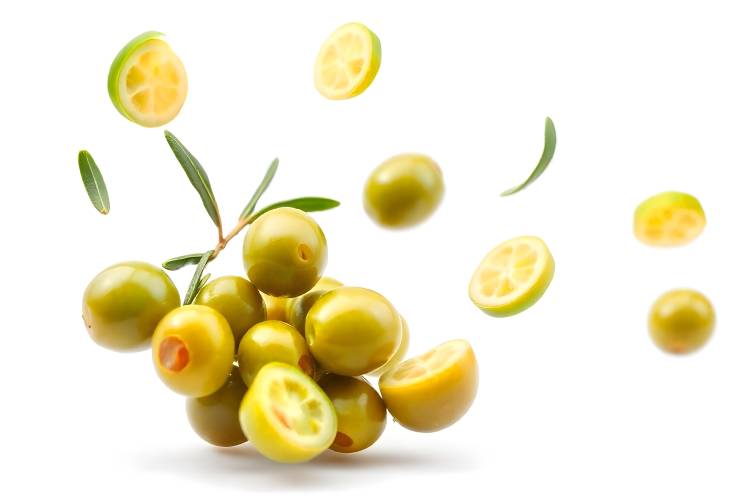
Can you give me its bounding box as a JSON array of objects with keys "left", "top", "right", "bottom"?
[{"left": 134, "top": 443, "right": 478, "bottom": 491}]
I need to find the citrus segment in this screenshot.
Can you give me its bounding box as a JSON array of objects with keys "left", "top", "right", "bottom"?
[
  {"left": 314, "top": 23, "right": 381, "bottom": 99},
  {"left": 108, "top": 32, "right": 188, "bottom": 127},
  {"left": 634, "top": 191, "right": 705, "bottom": 247},
  {"left": 469, "top": 236, "right": 554, "bottom": 317},
  {"left": 239, "top": 363, "right": 336, "bottom": 463}
]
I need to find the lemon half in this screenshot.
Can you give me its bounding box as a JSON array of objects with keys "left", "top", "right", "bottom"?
[
  {"left": 108, "top": 31, "right": 188, "bottom": 127},
  {"left": 314, "top": 22, "right": 381, "bottom": 100},
  {"left": 239, "top": 362, "right": 336, "bottom": 463},
  {"left": 469, "top": 236, "right": 555, "bottom": 317},
  {"left": 634, "top": 191, "right": 705, "bottom": 247}
]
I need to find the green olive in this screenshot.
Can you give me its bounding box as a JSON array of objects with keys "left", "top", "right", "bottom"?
[
  {"left": 194, "top": 276, "right": 266, "bottom": 347},
  {"left": 318, "top": 374, "right": 386, "bottom": 453},
  {"left": 82, "top": 261, "right": 180, "bottom": 352},
  {"left": 368, "top": 316, "right": 410, "bottom": 377},
  {"left": 262, "top": 293, "right": 289, "bottom": 322},
  {"left": 285, "top": 276, "right": 343, "bottom": 334},
  {"left": 152, "top": 305, "right": 235, "bottom": 397},
  {"left": 363, "top": 153, "right": 444, "bottom": 228},
  {"left": 237, "top": 320, "right": 315, "bottom": 386},
  {"left": 243, "top": 207, "right": 328, "bottom": 297},
  {"left": 186, "top": 368, "right": 247, "bottom": 447},
  {"left": 306, "top": 287, "right": 402, "bottom": 376},
  {"left": 649, "top": 289, "right": 715, "bottom": 354}
]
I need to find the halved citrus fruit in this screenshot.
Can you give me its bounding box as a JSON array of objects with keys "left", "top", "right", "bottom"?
[
  {"left": 379, "top": 339, "right": 478, "bottom": 433},
  {"left": 634, "top": 191, "right": 705, "bottom": 247},
  {"left": 108, "top": 31, "right": 188, "bottom": 127},
  {"left": 469, "top": 236, "right": 555, "bottom": 317},
  {"left": 239, "top": 362, "right": 336, "bottom": 463},
  {"left": 314, "top": 22, "right": 381, "bottom": 100}
]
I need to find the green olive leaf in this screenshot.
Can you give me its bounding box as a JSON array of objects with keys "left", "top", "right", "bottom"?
[
  {"left": 162, "top": 253, "right": 205, "bottom": 271},
  {"left": 78, "top": 150, "right": 110, "bottom": 214},
  {"left": 164, "top": 131, "right": 222, "bottom": 229},
  {"left": 240, "top": 158, "right": 279, "bottom": 220},
  {"left": 500, "top": 117, "right": 557, "bottom": 196},
  {"left": 183, "top": 250, "right": 213, "bottom": 305},
  {"left": 250, "top": 197, "right": 340, "bottom": 222},
  {"left": 194, "top": 273, "right": 211, "bottom": 297}
]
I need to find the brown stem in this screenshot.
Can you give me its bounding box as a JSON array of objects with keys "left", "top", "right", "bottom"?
[{"left": 210, "top": 216, "right": 251, "bottom": 260}]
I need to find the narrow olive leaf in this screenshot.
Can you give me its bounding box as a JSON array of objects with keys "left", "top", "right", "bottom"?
[
  {"left": 240, "top": 158, "right": 280, "bottom": 220},
  {"left": 500, "top": 117, "right": 557, "bottom": 196},
  {"left": 250, "top": 197, "right": 340, "bottom": 222},
  {"left": 183, "top": 250, "right": 213, "bottom": 305},
  {"left": 162, "top": 253, "right": 205, "bottom": 271},
  {"left": 78, "top": 150, "right": 110, "bottom": 214},
  {"left": 164, "top": 131, "right": 222, "bottom": 228},
  {"left": 193, "top": 273, "right": 211, "bottom": 297}
]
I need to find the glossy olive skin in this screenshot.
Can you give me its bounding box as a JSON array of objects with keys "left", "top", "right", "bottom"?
[
  {"left": 186, "top": 369, "right": 247, "bottom": 447},
  {"left": 363, "top": 154, "right": 444, "bottom": 228},
  {"left": 243, "top": 208, "right": 328, "bottom": 298},
  {"left": 369, "top": 316, "right": 410, "bottom": 377},
  {"left": 649, "top": 289, "right": 715, "bottom": 354},
  {"left": 152, "top": 305, "right": 235, "bottom": 397},
  {"left": 263, "top": 294, "right": 289, "bottom": 322},
  {"left": 82, "top": 261, "right": 180, "bottom": 352},
  {"left": 194, "top": 276, "right": 266, "bottom": 347},
  {"left": 319, "top": 374, "right": 386, "bottom": 453},
  {"left": 306, "top": 287, "right": 402, "bottom": 376},
  {"left": 285, "top": 277, "right": 343, "bottom": 334},
  {"left": 237, "top": 320, "right": 315, "bottom": 386}
]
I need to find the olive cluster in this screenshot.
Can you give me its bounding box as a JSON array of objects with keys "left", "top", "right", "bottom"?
[{"left": 82, "top": 206, "right": 477, "bottom": 462}]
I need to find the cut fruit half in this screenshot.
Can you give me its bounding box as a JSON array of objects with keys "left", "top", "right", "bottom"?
[
  {"left": 108, "top": 31, "right": 188, "bottom": 127},
  {"left": 469, "top": 235, "right": 555, "bottom": 317},
  {"left": 314, "top": 22, "right": 381, "bottom": 100},
  {"left": 634, "top": 191, "right": 705, "bottom": 247},
  {"left": 379, "top": 339, "right": 478, "bottom": 433},
  {"left": 239, "top": 362, "right": 336, "bottom": 463}
]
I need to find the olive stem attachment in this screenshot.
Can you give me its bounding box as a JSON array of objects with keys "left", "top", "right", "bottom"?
[{"left": 210, "top": 216, "right": 252, "bottom": 261}]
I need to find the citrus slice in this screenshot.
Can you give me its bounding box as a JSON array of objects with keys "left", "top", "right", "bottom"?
[
  {"left": 468, "top": 236, "right": 555, "bottom": 317},
  {"left": 239, "top": 362, "right": 336, "bottom": 463},
  {"left": 379, "top": 339, "right": 478, "bottom": 433},
  {"left": 108, "top": 31, "right": 188, "bottom": 127},
  {"left": 314, "top": 22, "right": 381, "bottom": 100},
  {"left": 634, "top": 191, "right": 705, "bottom": 247}
]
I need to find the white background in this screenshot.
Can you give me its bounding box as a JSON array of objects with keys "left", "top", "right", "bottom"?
[{"left": 1, "top": 0, "right": 729, "bottom": 497}]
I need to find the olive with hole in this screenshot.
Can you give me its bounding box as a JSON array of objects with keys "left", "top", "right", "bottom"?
[
  {"left": 152, "top": 305, "right": 235, "bottom": 397},
  {"left": 648, "top": 289, "right": 715, "bottom": 354},
  {"left": 306, "top": 286, "right": 402, "bottom": 376},
  {"left": 243, "top": 207, "right": 328, "bottom": 297},
  {"left": 319, "top": 374, "right": 386, "bottom": 453},
  {"left": 194, "top": 275, "right": 266, "bottom": 347},
  {"left": 186, "top": 368, "right": 247, "bottom": 447},
  {"left": 82, "top": 261, "right": 180, "bottom": 352},
  {"left": 237, "top": 320, "right": 315, "bottom": 386},
  {"left": 285, "top": 276, "right": 343, "bottom": 334}
]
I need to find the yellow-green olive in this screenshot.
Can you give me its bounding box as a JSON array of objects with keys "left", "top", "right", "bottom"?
[
  {"left": 285, "top": 276, "right": 343, "bottom": 334},
  {"left": 363, "top": 153, "right": 444, "bottom": 228},
  {"left": 319, "top": 374, "right": 386, "bottom": 453},
  {"left": 369, "top": 316, "right": 410, "bottom": 377},
  {"left": 186, "top": 368, "right": 247, "bottom": 447},
  {"left": 262, "top": 293, "right": 289, "bottom": 322},
  {"left": 649, "top": 289, "right": 715, "bottom": 354},
  {"left": 243, "top": 207, "right": 328, "bottom": 297},
  {"left": 194, "top": 276, "right": 266, "bottom": 347},
  {"left": 82, "top": 261, "right": 180, "bottom": 352},
  {"left": 237, "top": 320, "right": 315, "bottom": 386},
  {"left": 306, "top": 287, "right": 402, "bottom": 376},
  {"left": 152, "top": 305, "right": 235, "bottom": 397}
]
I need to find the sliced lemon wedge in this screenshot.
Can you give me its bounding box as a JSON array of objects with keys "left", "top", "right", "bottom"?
[
  {"left": 379, "top": 339, "right": 478, "bottom": 432},
  {"left": 108, "top": 31, "right": 187, "bottom": 127},
  {"left": 239, "top": 362, "right": 336, "bottom": 463},
  {"left": 634, "top": 191, "right": 705, "bottom": 247},
  {"left": 469, "top": 236, "right": 555, "bottom": 317},
  {"left": 314, "top": 22, "right": 381, "bottom": 100}
]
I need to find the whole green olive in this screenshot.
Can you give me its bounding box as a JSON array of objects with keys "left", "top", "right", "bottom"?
[
  {"left": 82, "top": 261, "right": 180, "bottom": 352},
  {"left": 305, "top": 287, "right": 402, "bottom": 376},
  {"left": 194, "top": 276, "right": 266, "bottom": 347},
  {"left": 152, "top": 305, "right": 235, "bottom": 397},
  {"left": 363, "top": 153, "right": 444, "bottom": 228},
  {"left": 262, "top": 293, "right": 289, "bottom": 322},
  {"left": 186, "top": 368, "right": 247, "bottom": 447},
  {"left": 237, "top": 320, "right": 315, "bottom": 386},
  {"left": 649, "top": 289, "right": 715, "bottom": 354},
  {"left": 319, "top": 374, "right": 386, "bottom": 453},
  {"left": 285, "top": 276, "right": 343, "bottom": 334},
  {"left": 243, "top": 207, "right": 328, "bottom": 298}
]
